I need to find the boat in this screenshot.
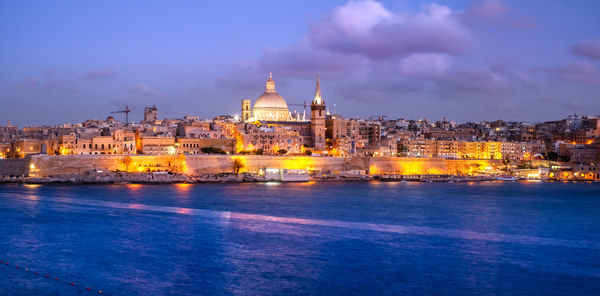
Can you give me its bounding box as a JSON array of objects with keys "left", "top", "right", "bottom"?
[
  {"left": 496, "top": 175, "right": 517, "bottom": 181},
  {"left": 264, "top": 168, "right": 309, "bottom": 182}
]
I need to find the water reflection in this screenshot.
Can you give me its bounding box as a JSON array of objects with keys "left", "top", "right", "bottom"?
[
  {"left": 174, "top": 183, "right": 192, "bottom": 192},
  {"left": 4, "top": 193, "right": 597, "bottom": 250},
  {"left": 126, "top": 184, "right": 142, "bottom": 191}
]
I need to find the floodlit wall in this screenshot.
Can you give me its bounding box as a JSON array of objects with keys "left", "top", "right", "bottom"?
[
  {"left": 368, "top": 157, "right": 503, "bottom": 175},
  {"left": 1, "top": 155, "right": 504, "bottom": 177}
]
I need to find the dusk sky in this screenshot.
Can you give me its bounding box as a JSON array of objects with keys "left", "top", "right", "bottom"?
[{"left": 1, "top": 0, "right": 599, "bottom": 126}]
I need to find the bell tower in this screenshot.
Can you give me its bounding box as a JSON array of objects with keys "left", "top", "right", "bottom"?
[
  {"left": 241, "top": 99, "right": 251, "bottom": 122},
  {"left": 311, "top": 74, "right": 326, "bottom": 151}
]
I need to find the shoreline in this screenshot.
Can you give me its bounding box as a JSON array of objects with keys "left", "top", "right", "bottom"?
[{"left": 1, "top": 172, "right": 597, "bottom": 185}]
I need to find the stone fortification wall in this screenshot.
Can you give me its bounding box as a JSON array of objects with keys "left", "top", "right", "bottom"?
[
  {"left": 1, "top": 155, "right": 504, "bottom": 177},
  {"left": 369, "top": 157, "right": 503, "bottom": 175},
  {"left": 25, "top": 155, "right": 183, "bottom": 177},
  {"left": 184, "top": 155, "right": 367, "bottom": 174},
  {"left": 0, "top": 158, "right": 30, "bottom": 177}
]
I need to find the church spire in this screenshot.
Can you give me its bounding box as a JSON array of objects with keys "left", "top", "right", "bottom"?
[{"left": 313, "top": 73, "right": 323, "bottom": 105}]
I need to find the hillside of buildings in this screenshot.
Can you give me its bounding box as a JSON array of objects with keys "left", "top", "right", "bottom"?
[{"left": 1, "top": 74, "right": 599, "bottom": 182}]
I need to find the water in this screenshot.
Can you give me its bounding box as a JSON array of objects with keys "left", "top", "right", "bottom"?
[{"left": 0, "top": 182, "right": 598, "bottom": 295}]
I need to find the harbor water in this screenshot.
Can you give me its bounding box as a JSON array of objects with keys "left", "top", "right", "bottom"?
[{"left": 0, "top": 181, "right": 598, "bottom": 295}]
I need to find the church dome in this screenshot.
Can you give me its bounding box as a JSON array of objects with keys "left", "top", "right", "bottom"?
[
  {"left": 252, "top": 73, "right": 290, "bottom": 121},
  {"left": 254, "top": 92, "right": 288, "bottom": 109}
]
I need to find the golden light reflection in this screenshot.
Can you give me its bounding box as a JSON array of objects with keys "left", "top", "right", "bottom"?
[
  {"left": 175, "top": 183, "right": 192, "bottom": 192},
  {"left": 126, "top": 184, "right": 142, "bottom": 190},
  {"left": 24, "top": 184, "right": 41, "bottom": 189}
]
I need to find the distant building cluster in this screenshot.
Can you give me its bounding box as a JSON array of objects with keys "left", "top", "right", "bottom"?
[{"left": 1, "top": 74, "right": 600, "bottom": 169}]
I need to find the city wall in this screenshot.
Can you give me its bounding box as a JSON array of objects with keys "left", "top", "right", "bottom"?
[
  {"left": 0, "top": 158, "right": 30, "bottom": 177},
  {"left": 0, "top": 155, "right": 504, "bottom": 177}
]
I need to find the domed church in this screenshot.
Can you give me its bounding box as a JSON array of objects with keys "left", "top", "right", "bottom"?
[{"left": 250, "top": 73, "right": 292, "bottom": 121}]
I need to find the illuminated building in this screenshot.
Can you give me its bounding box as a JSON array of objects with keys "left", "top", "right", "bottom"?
[
  {"left": 326, "top": 114, "right": 358, "bottom": 155},
  {"left": 241, "top": 123, "right": 302, "bottom": 154},
  {"left": 176, "top": 138, "right": 236, "bottom": 154},
  {"left": 8, "top": 139, "right": 46, "bottom": 158},
  {"left": 47, "top": 134, "right": 77, "bottom": 155},
  {"left": 136, "top": 136, "right": 176, "bottom": 155},
  {"left": 436, "top": 140, "right": 459, "bottom": 159}
]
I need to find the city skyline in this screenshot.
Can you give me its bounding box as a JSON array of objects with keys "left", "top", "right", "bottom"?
[{"left": 2, "top": 0, "right": 600, "bottom": 126}]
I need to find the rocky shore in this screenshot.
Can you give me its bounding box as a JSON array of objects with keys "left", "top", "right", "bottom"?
[
  {"left": 0, "top": 171, "right": 268, "bottom": 184},
  {"left": 0, "top": 170, "right": 512, "bottom": 184}
]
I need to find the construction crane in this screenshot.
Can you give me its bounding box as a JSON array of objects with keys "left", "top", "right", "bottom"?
[
  {"left": 111, "top": 105, "right": 131, "bottom": 125},
  {"left": 288, "top": 101, "right": 307, "bottom": 110}
]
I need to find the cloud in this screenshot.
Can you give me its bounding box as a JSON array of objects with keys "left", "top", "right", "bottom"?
[
  {"left": 216, "top": 0, "right": 550, "bottom": 114},
  {"left": 309, "top": 1, "right": 472, "bottom": 60},
  {"left": 398, "top": 53, "right": 453, "bottom": 77},
  {"left": 571, "top": 39, "right": 600, "bottom": 60},
  {"left": 465, "top": 0, "right": 509, "bottom": 20},
  {"left": 539, "top": 61, "right": 600, "bottom": 87},
  {"left": 462, "top": 0, "right": 535, "bottom": 30},
  {"left": 434, "top": 68, "right": 509, "bottom": 93},
  {"left": 20, "top": 79, "right": 78, "bottom": 93},
  {"left": 257, "top": 44, "right": 365, "bottom": 78},
  {"left": 130, "top": 82, "right": 160, "bottom": 96},
  {"left": 80, "top": 68, "right": 117, "bottom": 80}
]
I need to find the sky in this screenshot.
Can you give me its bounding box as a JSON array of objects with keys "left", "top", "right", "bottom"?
[{"left": 1, "top": 0, "right": 599, "bottom": 126}]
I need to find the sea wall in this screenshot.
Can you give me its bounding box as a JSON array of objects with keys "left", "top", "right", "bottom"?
[
  {"left": 0, "top": 155, "right": 504, "bottom": 177},
  {"left": 0, "top": 158, "right": 30, "bottom": 177},
  {"left": 369, "top": 157, "right": 503, "bottom": 175},
  {"left": 184, "top": 155, "right": 367, "bottom": 174},
  {"left": 25, "top": 155, "right": 184, "bottom": 177}
]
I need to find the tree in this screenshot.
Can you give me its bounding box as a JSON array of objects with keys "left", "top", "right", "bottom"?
[
  {"left": 304, "top": 150, "right": 312, "bottom": 156},
  {"left": 201, "top": 147, "right": 227, "bottom": 154},
  {"left": 233, "top": 158, "right": 244, "bottom": 174},
  {"left": 121, "top": 155, "right": 133, "bottom": 172},
  {"left": 278, "top": 149, "right": 287, "bottom": 155},
  {"left": 255, "top": 149, "right": 264, "bottom": 155},
  {"left": 545, "top": 151, "right": 559, "bottom": 161}
]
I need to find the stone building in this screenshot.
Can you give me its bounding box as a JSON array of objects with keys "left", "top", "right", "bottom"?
[
  {"left": 241, "top": 124, "right": 302, "bottom": 155},
  {"left": 136, "top": 136, "right": 176, "bottom": 155}
]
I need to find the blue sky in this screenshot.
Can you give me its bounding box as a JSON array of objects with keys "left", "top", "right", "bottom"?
[{"left": 1, "top": 0, "right": 599, "bottom": 126}]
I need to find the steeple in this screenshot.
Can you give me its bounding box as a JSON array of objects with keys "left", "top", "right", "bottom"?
[
  {"left": 265, "top": 72, "right": 276, "bottom": 93},
  {"left": 313, "top": 73, "right": 323, "bottom": 105}
]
